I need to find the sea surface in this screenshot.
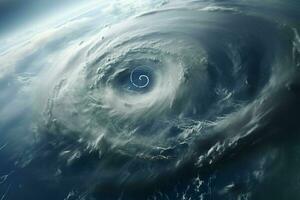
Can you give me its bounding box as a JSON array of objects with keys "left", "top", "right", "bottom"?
[{"left": 0, "top": 0, "right": 300, "bottom": 199}]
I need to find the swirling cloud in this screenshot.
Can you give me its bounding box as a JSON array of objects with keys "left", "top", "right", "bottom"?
[{"left": 0, "top": 0, "right": 300, "bottom": 200}]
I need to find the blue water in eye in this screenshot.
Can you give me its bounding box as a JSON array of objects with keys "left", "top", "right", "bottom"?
[
  {"left": 130, "top": 68, "right": 150, "bottom": 88},
  {"left": 129, "top": 67, "right": 154, "bottom": 91}
]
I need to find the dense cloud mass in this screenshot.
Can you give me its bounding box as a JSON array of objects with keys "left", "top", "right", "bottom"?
[{"left": 0, "top": 0, "right": 300, "bottom": 199}]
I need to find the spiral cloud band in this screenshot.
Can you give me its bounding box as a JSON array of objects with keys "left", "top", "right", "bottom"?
[{"left": 0, "top": 0, "right": 300, "bottom": 199}]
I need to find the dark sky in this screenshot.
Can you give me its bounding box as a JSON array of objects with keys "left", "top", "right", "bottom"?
[{"left": 0, "top": 0, "right": 87, "bottom": 36}]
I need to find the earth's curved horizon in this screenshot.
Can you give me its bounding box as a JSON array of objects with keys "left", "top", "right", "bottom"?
[{"left": 0, "top": 0, "right": 300, "bottom": 199}]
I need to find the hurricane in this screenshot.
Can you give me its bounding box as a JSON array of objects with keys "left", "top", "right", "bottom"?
[{"left": 0, "top": 0, "right": 300, "bottom": 199}]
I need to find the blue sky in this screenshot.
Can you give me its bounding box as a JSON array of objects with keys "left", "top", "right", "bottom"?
[{"left": 0, "top": 0, "right": 88, "bottom": 36}]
